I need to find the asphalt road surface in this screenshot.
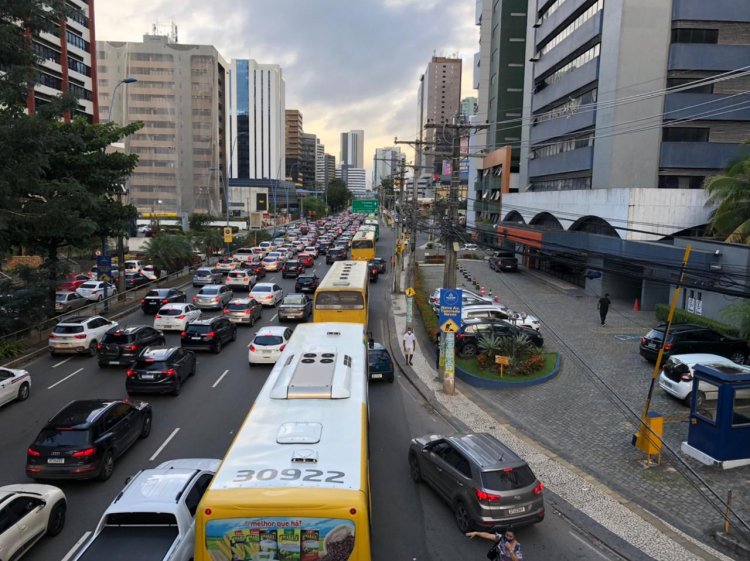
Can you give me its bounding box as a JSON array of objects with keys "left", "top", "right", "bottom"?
[{"left": 2, "top": 226, "right": 627, "bottom": 561}]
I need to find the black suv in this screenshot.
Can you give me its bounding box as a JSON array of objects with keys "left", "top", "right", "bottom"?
[
  {"left": 97, "top": 326, "right": 166, "bottom": 367},
  {"left": 295, "top": 274, "right": 320, "bottom": 294},
  {"left": 26, "top": 399, "right": 152, "bottom": 481},
  {"left": 140, "top": 288, "right": 186, "bottom": 314},
  {"left": 181, "top": 317, "right": 236, "bottom": 353},
  {"left": 325, "top": 247, "right": 347, "bottom": 264},
  {"left": 281, "top": 260, "right": 304, "bottom": 278},
  {"left": 489, "top": 250, "right": 518, "bottom": 272},
  {"left": 127, "top": 347, "right": 196, "bottom": 396},
  {"left": 639, "top": 323, "right": 749, "bottom": 363},
  {"left": 456, "top": 319, "right": 544, "bottom": 357}
]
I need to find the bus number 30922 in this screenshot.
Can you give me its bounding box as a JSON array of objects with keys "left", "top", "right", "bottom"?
[{"left": 232, "top": 468, "right": 346, "bottom": 484}]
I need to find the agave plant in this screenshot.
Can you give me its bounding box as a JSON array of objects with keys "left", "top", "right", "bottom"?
[{"left": 495, "top": 334, "right": 537, "bottom": 374}]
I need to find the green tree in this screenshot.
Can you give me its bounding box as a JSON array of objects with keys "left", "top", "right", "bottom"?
[
  {"left": 326, "top": 179, "right": 352, "bottom": 213},
  {"left": 301, "top": 196, "right": 326, "bottom": 219},
  {"left": 143, "top": 234, "right": 194, "bottom": 273},
  {"left": 704, "top": 145, "right": 750, "bottom": 243}
]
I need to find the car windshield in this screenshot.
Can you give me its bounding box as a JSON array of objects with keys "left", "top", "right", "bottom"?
[
  {"left": 53, "top": 325, "right": 84, "bottom": 334},
  {"left": 37, "top": 429, "right": 89, "bottom": 447},
  {"left": 200, "top": 288, "right": 219, "bottom": 295},
  {"left": 645, "top": 329, "right": 665, "bottom": 342},
  {"left": 158, "top": 308, "right": 184, "bottom": 316},
  {"left": 297, "top": 277, "right": 313, "bottom": 284},
  {"left": 480, "top": 466, "right": 537, "bottom": 491},
  {"left": 55, "top": 293, "right": 68, "bottom": 301},
  {"left": 315, "top": 291, "right": 364, "bottom": 309},
  {"left": 254, "top": 335, "right": 283, "bottom": 346},
  {"left": 253, "top": 286, "right": 271, "bottom": 292},
  {"left": 284, "top": 295, "right": 306, "bottom": 305}
]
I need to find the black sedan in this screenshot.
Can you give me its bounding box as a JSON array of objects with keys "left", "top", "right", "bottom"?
[
  {"left": 26, "top": 399, "right": 152, "bottom": 481},
  {"left": 180, "top": 317, "right": 237, "bottom": 353},
  {"left": 281, "top": 260, "right": 305, "bottom": 278},
  {"left": 126, "top": 347, "right": 196, "bottom": 396},
  {"left": 278, "top": 294, "right": 313, "bottom": 322},
  {"left": 140, "top": 288, "right": 186, "bottom": 314},
  {"left": 369, "top": 257, "right": 387, "bottom": 274},
  {"left": 97, "top": 325, "right": 166, "bottom": 367}
]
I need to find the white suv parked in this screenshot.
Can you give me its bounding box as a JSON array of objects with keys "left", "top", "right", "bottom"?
[{"left": 48, "top": 316, "right": 118, "bottom": 356}]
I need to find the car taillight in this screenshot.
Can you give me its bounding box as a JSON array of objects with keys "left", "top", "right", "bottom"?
[
  {"left": 177, "top": 314, "right": 186, "bottom": 319},
  {"left": 72, "top": 447, "right": 96, "bottom": 458},
  {"left": 223, "top": 309, "right": 230, "bottom": 314},
  {"left": 162, "top": 299, "right": 169, "bottom": 304},
  {"left": 180, "top": 331, "right": 187, "bottom": 337},
  {"left": 533, "top": 482, "right": 544, "bottom": 495},
  {"left": 97, "top": 343, "right": 103, "bottom": 350},
  {"left": 456, "top": 333, "right": 464, "bottom": 340},
  {"left": 27, "top": 448, "right": 41, "bottom": 457},
  {"left": 192, "top": 296, "right": 197, "bottom": 302},
  {"left": 213, "top": 297, "right": 220, "bottom": 302},
  {"left": 681, "top": 372, "right": 693, "bottom": 382},
  {"left": 207, "top": 331, "right": 216, "bottom": 338},
  {"left": 49, "top": 333, "right": 57, "bottom": 339},
  {"left": 663, "top": 343, "right": 673, "bottom": 350},
  {"left": 127, "top": 369, "right": 136, "bottom": 377},
  {"left": 249, "top": 344, "right": 256, "bottom": 352},
  {"left": 74, "top": 334, "right": 87, "bottom": 339},
  {"left": 127, "top": 344, "right": 138, "bottom": 352},
  {"left": 244, "top": 309, "right": 252, "bottom": 315},
  {"left": 279, "top": 344, "right": 286, "bottom": 351},
  {"left": 244, "top": 277, "right": 249, "bottom": 281},
  {"left": 155, "top": 314, "right": 162, "bottom": 319},
  {"left": 140, "top": 299, "right": 145, "bottom": 304},
  {"left": 165, "top": 368, "right": 176, "bottom": 377},
  {"left": 474, "top": 488, "right": 502, "bottom": 502}
]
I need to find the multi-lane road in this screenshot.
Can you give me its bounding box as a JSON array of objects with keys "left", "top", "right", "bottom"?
[{"left": 2, "top": 225, "right": 627, "bottom": 561}]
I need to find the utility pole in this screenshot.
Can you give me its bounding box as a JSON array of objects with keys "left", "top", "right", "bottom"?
[{"left": 393, "top": 161, "right": 406, "bottom": 294}]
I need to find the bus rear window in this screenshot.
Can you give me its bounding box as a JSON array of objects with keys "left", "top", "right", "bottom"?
[
  {"left": 315, "top": 291, "right": 364, "bottom": 309},
  {"left": 351, "top": 240, "right": 373, "bottom": 249}
]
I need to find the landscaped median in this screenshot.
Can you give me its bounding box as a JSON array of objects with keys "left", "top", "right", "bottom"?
[{"left": 455, "top": 353, "right": 561, "bottom": 389}]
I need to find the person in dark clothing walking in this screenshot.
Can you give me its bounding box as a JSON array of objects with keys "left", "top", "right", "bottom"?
[
  {"left": 597, "top": 293, "right": 611, "bottom": 326},
  {"left": 434, "top": 331, "right": 441, "bottom": 369}
]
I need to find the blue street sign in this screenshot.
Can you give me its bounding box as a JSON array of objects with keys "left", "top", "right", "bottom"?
[
  {"left": 96, "top": 255, "right": 112, "bottom": 281},
  {"left": 438, "top": 288, "right": 463, "bottom": 333}
]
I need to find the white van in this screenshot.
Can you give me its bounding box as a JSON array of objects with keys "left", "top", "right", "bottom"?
[
  {"left": 124, "top": 260, "right": 143, "bottom": 273},
  {"left": 461, "top": 304, "right": 541, "bottom": 331}
]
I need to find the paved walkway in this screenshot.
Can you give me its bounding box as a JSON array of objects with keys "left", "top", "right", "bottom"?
[{"left": 388, "top": 255, "right": 747, "bottom": 561}]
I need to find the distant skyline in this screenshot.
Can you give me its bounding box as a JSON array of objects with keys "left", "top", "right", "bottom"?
[{"left": 95, "top": 0, "right": 477, "bottom": 182}]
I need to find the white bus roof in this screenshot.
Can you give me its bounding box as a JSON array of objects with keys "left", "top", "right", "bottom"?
[
  {"left": 317, "top": 261, "right": 369, "bottom": 291},
  {"left": 210, "top": 323, "right": 368, "bottom": 492}
]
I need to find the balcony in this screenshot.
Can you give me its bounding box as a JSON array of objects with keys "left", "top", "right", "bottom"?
[
  {"left": 664, "top": 93, "right": 750, "bottom": 122},
  {"left": 669, "top": 43, "right": 750, "bottom": 72},
  {"left": 532, "top": 58, "right": 599, "bottom": 111},
  {"left": 660, "top": 142, "right": 750, "bottom": 169},
  {"left": 531, "top": 107, "right": 596, "bottom": 144},
  {"left": 529, "top": 145, "right": 594, "bottom": 178},
  {"left": 534, "top": 12, "right": 602, "bottom": 79},
  {"left": 672, "top": 0, "right": 750, "bottom": 22}
]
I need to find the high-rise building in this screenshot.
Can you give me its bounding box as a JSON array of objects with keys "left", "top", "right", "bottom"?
[
  {"left": 299, "top": 132, "right": 317, "bottom": 190},
  {"left": 337, "top": 165, "right": 367, "bottom": 196},
  {"left": 461, "top": 97, "right": 478, "bottom": 119},
  {"left": 97, "top": 33, "right": 228, "bottom": 216},
  {"left": 228, "top": 59, "right": 285, "bottom": 180},
  {"left": 373, "top": 147, "right": 405, "bottom": 188},
  {"left": 315, "top": 140, "right": 325, "bottom": 188},
  {"left": 340, "top": 130, "right": 365, "bottom": 168},
  {"left": 417, "top": 57, "right": 462, "bottom": 178},
  {"left": 31, "top": 0, "right": 97, "bottom": 122},
  {"left": 324, "top": 154, "right": 336, "bottom": 187},
  {"left": 285, "top": 109, "right": 303, "bottom": 182}
]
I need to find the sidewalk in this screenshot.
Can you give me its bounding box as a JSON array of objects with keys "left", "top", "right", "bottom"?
[{"left": 387, "top": 255, "right": 740, "bottom": 561}]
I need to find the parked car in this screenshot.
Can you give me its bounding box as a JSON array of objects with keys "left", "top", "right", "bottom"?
[
  {"left": 141, "top": 288, "right": 186, "bottom": 314},
  {"left": 127, "top": 347, "right": 196, "bottom": 396},
  {"left": 429, "top": 288, "right": 492, "bottom": 312},
  {"left": 248, "top": 326, "right": 293, "bottom": 366},
  {"left": 124, "top": 273, "right": 151, "bottom": 290},
  {"left": 367, "top": 342, "right": 394, "bottom": 383},
  {"left": 0, "top": 484, "right": 66, "bottom": 560},
  {"left": 489, "top": 251, "right": 518, "bottom": 272},
  {"left": 225, "top": 269, "right": 257, "bottom": 291},
  {"left": 0, "top": 366, "right": 31, "bottom": 407},
  {"left": 57, "top": 273, "right": 91, "bottom": 292},
  {"left": 192, "top": 285, "right": 233, "bottom": 310},
  {"left": 223, "top": 298, "right": 263, "bottom": 326},
  {"left": 461, "top": 305, "right": 541, "bottom": 331},
  {"left": 49, "top": 316, "right": 118, "bottom": 356},
  {"left": 295, "top": 274, "right": 320, "bottom": 294},
  {"left": 70, "top": 458, "right": 218, "bottom": 561},
  {"left": 639, "top": 323, "right": 750, "bottom": 363},
  {"left": 55, "top": 291, "right": 89, "bottom": 314},
  {"left": 77, "top": 281, "right": 117, "bottom": 302},
  {"left": 281, "top": 260, "right": 305, "bottom": 278},
  {"left": 180, "top": 317, "right": 236, "bottom": 353},
  {"left": 192, "top": 267, "right": 223, "bottom": 287},
  {"left": 408, "top": 432, "right": 544, "bottom": 532},
  {"left": 456, "top": 319, "right": 544, "bottom": 357},
  {"left": 658, "top": 353, "right": 750, "bottom": 406},
  {"left": 97, "top": 325, "right": 166, "bottom": 367},
  {"left": 369, "top": 257, "right": 387, "bottom": 274},
  {"left": 249, "top": 283, "right": 284, "bottom": 307},
  {"left": 278, "top": 294, "right": 313, "bottom": 322},
  {"left": 154, "top": 303, "right": 202, "bottom": 332},
  {"left": 26, "top": 398, "right": 152, "bottom": 481}
]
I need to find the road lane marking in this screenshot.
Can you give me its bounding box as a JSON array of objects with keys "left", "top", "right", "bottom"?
[
  {"left": 51, "top": 356, "right": 73, "bottom": 368},
  {"left": 61, "top": 531, "right": 91, "bottom": 561},
  {"left": 568, "top": 531, "right": 609, "bottom": 560},
  {"left": 150, "top": 427, "right": 180, "bottom": 461},
  {"left": 47, "top": 368, "right": 83, "bottom": 390},
  {"left": 271, "top": 314, "right": 278, "bottom": 321},
  {"left": 212, "top": 369, "right": 229, "bottom": 388}
]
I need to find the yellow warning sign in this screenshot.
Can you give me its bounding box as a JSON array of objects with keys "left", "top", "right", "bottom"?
[
  {"left": 99, "top": 274, "right": 110, "bottom": 283},
  {"left": 223, "top": 227, "right": 233, "bottom": 243},
  {"left": 440, "top": 319, "right": 459, "bottom": 333},
  {"left": 405, "top": 287, "right": 415, "bottom": 298}
]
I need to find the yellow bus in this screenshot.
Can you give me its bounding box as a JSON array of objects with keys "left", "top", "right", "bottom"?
[
  {"left": 350, "top": 231, "right": 376, "bottom": 261},
  {"left": 195, "top": 323, "right": 371, "bottom": 561},
  {"left": 314, "top": 261, "right": 369, "bottom": 325}
]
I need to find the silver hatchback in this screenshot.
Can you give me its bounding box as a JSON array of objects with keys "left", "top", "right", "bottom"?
[
  {"left": 192, "top": 285, "right": 233, "bottom": 310},
  {"left": 408, "top": 433, "right": 544, "bottom": 532}
]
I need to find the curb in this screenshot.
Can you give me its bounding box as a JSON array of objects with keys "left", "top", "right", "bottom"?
[{"left": 455, "top": 353, "right": 561, "bottom": 388}]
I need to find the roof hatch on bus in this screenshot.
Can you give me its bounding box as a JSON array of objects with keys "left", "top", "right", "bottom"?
[
  {"left": 270, "top": 349, "right": 352, "bottom": 399},
  {"left": 277, "top": 422, "right": 322, "bottom": 444}
]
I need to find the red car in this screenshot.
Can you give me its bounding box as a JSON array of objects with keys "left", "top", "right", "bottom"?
[
  {"left": 298, "top": 253, "right": 314, "bottom": 268},
  {"left": 57, "top": 273, "right": 91, "bottom": 291}
]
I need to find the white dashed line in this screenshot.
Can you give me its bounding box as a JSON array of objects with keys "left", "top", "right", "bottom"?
[
  {"left": 271, "top": 314, "right": 278, "bottom": 321},
  {"left": 61, "top": 531, "right": 91, "bottom": 561},
  {"left": 47, "top": 368, "right": 83, "bottom": 390},
  {"left": 212, "top": 369, "right": 229, "bottom": 388},
  {"left": 149, "top": 427, "right": 180, "bottom": 461},
  {"left": 51, "top": 356, "right": 73, "bottom": 368}
]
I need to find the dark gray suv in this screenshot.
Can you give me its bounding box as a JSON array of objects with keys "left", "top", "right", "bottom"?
[{"left": 408, "top": 433, "right": 544, "bottom": 532}]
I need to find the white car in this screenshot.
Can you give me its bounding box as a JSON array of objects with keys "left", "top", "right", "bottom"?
[
  {"left": 124, "top": 259, "right": 144, "bottom": 273},
  {"left": 76, "top": 281, "right": 117, "bottom": 301},
  {"left": 304, "top": 246, "right": 318, "bottom": 258},
  {"left": 249, "top": 283, "right": 284, "bottom": 307},
  {"left": 0, "top": 366, "right": 31, "bottom": 407},
  {"left": 461, "top": 305, "right": 541, "bottom": 331},
  {"left": 225, "top": 269, "right": 257, "bottom": 291},
  {"left": 460, "top": 243, "right": 479, "bottom": 251},
  {"left": 248, "top": 326, "right": 294, "bottom": 366},
  {"left": 140, "top": 264, "right": 158, "bottom": 280},
  {"left": 154, "top": 303, "right": 202, "bottom": 332},
  {"left": 658, "top": 353, "right": 750, "bottom": 406},
  {"left": 0, "top": 484, "right": 66, "bottom": 559},
  {"left": 429, "top": 288, "right": 493, "bottom": 311},
  {"left": 49, "top": 315, "right": 118, "bottom": 356}
]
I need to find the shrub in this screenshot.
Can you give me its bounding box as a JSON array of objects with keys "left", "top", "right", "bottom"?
[
  {"left": 513, "top": 354, "right": 545, "bottom": 376},
  {"left": 0, "top": 339, "right": 24, "bottom": 360},
  {"left": 654, "top": 304, "right": 740, "bottom": 338},
  {"left": 415, "top": 266, "right": 438, "bottom": 335},
  {"left": 496, "top": 334, "right": 537, "bottom": 375},
  {"left": 477, "top": 352, "right": 491, "bottom": 370}
]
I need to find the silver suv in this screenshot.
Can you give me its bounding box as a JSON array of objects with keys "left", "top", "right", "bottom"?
[{"left": 408, "top": 433, "right": 544, "bottom": 532}]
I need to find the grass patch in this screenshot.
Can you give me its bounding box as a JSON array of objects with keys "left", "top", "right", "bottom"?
[{"left": 456, "top": 352, "right": 558, "bottom": 382}]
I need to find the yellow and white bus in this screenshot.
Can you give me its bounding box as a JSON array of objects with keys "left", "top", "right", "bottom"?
[
  {"left": 350, "top": 231, "right": 376, "bottom": 261},
  {"left": 313, "top": 261, "right": 369, "bottom": 325},
  {"left": 195, "top": 323, "right": 371, "bottom": 561}
]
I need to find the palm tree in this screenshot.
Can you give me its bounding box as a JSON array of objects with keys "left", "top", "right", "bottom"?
[
  {"left": 143, "top": 234, "right": 194, "bottom": 273},
  {"left": 704, "top": 146, "right": 750, "bottom": 243}
]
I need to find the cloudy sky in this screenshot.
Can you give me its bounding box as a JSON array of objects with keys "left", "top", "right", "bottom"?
[{"left": 96, "top": 0, "right": 478, "bottom": 182}]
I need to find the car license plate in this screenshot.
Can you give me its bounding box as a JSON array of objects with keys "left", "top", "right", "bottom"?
[
  {"left": 507, "top": 507, "right": 525, "bottom": 515},
  {"left": 109, "top": 360, "right": 120, "bottom": 365},
  {"left": 47, "top": 458, "right": 65, "bottom": 464},
  {"left": 649, "top": 342, "right": 658, "bottom": 349},
  {"left": 141, "top": 374, "right": 155, "bottom": 380},
  {"left": 262, "top": 350, "right": 272, "bottom": 354},
  {"left": 191, "top": 336, "right": 202, "bottom": 341},
  {"left": 371, "top": 373, "right": 382, "bottom": 379}
]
